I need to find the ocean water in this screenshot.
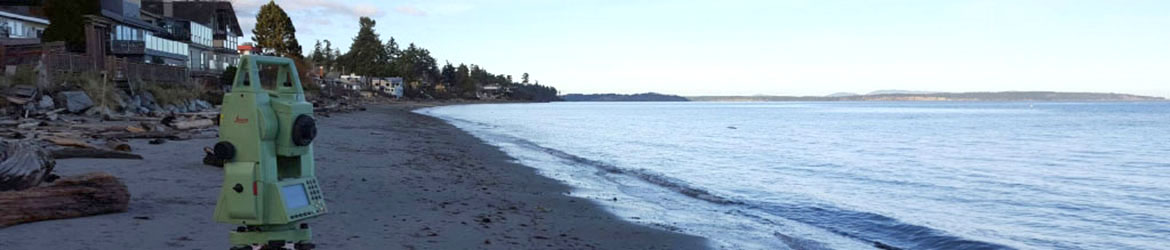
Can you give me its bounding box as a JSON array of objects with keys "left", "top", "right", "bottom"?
[{"left": 417, "top": 102, "right": 1170, "bottom": 250}]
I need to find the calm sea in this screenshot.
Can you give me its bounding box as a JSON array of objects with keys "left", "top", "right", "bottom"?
[{"left": 417, "top": 102, "right": 1170, "bottom": 250}]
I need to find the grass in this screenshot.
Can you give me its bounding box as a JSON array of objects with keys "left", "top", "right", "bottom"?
[
  {"left": 143, "top": 81, "right": 204, "bottom": 106},
  {"left": 0, "top": 65, "right": 38, "bottom": 89}
]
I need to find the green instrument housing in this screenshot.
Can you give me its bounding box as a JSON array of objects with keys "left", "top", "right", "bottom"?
[{"left": 212, "top": 55, "right": 324, "bottom": 248}]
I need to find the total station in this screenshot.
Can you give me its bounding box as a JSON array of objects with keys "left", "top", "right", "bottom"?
[{"left": 212, "top": 55, "right": 324, "bottom": 250}]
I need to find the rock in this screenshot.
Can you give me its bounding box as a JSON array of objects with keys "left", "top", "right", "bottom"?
[
  {"left": 55, "top": 91, "right": 94, "bottom": 113},
  {"left": 186, "top": 100, "right": 198, "bottom": 112},
  {"left": 37, "top": 96, "right": 53, "bottom": 110},
  {"left": 141, "top": 92, "right": 157, "bottom": 107},
  {"left": 194, "top": 99, "right": 212, "bottom": 110},
  {"left": 84, "top": 106, "right": 113, "bottom": 118}
]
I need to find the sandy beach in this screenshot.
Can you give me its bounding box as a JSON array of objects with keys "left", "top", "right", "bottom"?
[{"left": 0, "top": 103, "right": 706, "bottom": 249}]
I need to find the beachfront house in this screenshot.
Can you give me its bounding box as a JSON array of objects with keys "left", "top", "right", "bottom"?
[
  {"left": 142, "top": 0, "right": 242, "bottom": 82},
  {"left": 371, "top": 77, "right": 404, "bottom": 98},
  {"left": 477, "top": 84, "right": 509, "bottom": 100},
  {"left": 0, "top": 6, "right": 49, "bottom": 46}
]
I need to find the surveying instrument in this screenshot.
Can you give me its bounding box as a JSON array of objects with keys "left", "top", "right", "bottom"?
[{"left": 212, "top": 55, "right": 324, "bottom": 250}]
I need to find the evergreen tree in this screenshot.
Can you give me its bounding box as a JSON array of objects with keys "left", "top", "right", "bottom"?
[
  {"left": 522, "top": 73, "right": 530, "bottom": 84},
  {"left": 384, "top": 37, "right": 401, "bottom": 59},
  {"left": 342, "top": 17, "right": 387, "bottom": 77},
  {"left": 440, "top": 62, "right": 457, "bottom": 86},
  {"left": 252, "top": 1, "right": 302, "bottom": 57},
  {"left": 42, "top": 0, "right": 99, "bottom": 52},
  {"left": 308, "top": 40, "right": 325, "bottom": 65}
]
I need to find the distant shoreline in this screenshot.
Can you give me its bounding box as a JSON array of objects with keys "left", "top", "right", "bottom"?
[{"left": 561, "top": 91, "right": 1166, "bottom": 102}]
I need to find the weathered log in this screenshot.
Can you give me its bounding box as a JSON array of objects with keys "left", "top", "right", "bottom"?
[
  {"left": 50, "top": 148, "right": 143, "bottom": 160},
  {"left": 171, "top": 119, "right": 214, "bottom": 130},
  {"left": 104, "top": 139, "right": 131, "bottom": 152},
  {"left": 0, "top": 172, "right": 130, "bottom": 227},
  {"left": 100, "top": 131, "right": 189, "bottom": 140},
  {"left": 44, "top": 136, "right": 95, "bottom": 148},
  {"left": 125, "top": 125, "right": 147, "bottom": 133},
  {"left": 0, "top": 140, "right": 55, "bottom": 191}
]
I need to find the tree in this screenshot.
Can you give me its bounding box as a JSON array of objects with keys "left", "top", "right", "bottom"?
[
  {"left": 341, "top": 17, "right": 387, "bottom": 77},
  {"left": 384, "top": 37, "right": 401, "bottom": 59},
  {"left": 42, "top": 0, "right": 99, "bottom": 52},
  {"left": 455, "top": 64, "right": 475, "bottom": 98},
  {"left": 252, "top": 1, "right": 302, "bottom": 58},
  {"left": 308, "top": 40, "right": 326, "bottom": 65},
  {"left": 521, "top": 73, "right": 530, "bottom": 84},
  {"left": 440, "top": 62, "right": 457, "bottom": 87}
]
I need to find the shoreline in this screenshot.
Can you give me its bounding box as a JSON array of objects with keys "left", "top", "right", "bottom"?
[{"left": 0, "top": 103, "right": 706, "bottom": 249}]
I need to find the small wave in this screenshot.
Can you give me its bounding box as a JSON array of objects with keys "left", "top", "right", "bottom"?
[
  {"left": 451, "top": 121, "right": 1013, "bottom": 250},
  {"left": 502, "top": 135, "right": 742, "bottom": 205}
]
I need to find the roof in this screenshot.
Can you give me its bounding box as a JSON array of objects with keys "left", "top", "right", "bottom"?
[
  {"left": 143, "top": 0, "right": 242, "bottom": 35},
  {"left": 0, "top": 10, "right": 49, "bottom": 25}
]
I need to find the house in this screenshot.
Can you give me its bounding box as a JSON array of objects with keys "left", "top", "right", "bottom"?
[
  {"left": 370, "top": 77, "right": 404, "bottom": 98},
  {"left": 477, "top": 84, "right": 509, "bottom": 99},
  {"left": 83, "top": 0, "right": 190, "bottom": 66},
  {"left": 339, "top": 73, "right": 364, "bottom": 91},
  {"left": 0, "top": 6, "right": 49, "bottom": 46},
  {"left": 237, "top": 42, "right": 259, "bottom": 55},
  {"left": 141, "top": 0, "right": 242, "bottom": 74}
]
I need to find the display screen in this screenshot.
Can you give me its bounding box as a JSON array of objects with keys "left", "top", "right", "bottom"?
[{"left": 281, "top": 184, "right": 310, "bottom": 209}]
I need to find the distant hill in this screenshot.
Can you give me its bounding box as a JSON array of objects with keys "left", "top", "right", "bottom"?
[
  {"left": 826, "top": 92, "right": 859, "bottom": 97},
  {"left": 560, "top": 93, "right": 689, "bottom": 102},
  {"left": 688, "top": 91, "right": 1166, "bottom": 102},
  {"left": 867, "top": 90, "right": 938, "bottom": 95}
]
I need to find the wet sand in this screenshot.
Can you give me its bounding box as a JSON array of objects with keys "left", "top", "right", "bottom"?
[{"left": 0, "top": 104, "right": 707, "bottom": 249}]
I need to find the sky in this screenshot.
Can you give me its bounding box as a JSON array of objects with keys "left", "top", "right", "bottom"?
[{"left": 229, "top": 0, "right": 1170, "bottom": 97}]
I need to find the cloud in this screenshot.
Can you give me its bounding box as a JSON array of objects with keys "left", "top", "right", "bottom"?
[
  {"left": 232, "top": 0, "right": 385, "bottom": 18},
  {"left": 394, "top": 5, "right": 427, "bottom": 17}
]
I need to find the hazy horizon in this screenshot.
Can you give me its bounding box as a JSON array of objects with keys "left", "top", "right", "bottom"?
[
  {"left": 233, "top": 0, "right": 1170, "bottom": 98},
  {"left": 559, "top": 89, "right": 1170, "bottom": 98}
]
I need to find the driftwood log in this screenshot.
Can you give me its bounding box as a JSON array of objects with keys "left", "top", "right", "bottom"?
[
  {"left": 0, "top": 172, "right": 130, "bottom": 227},
  {"left": 0, "top": 140, "right": 55, "bottom": 191},
  {"left": 50, "top": 148, "right": 143, "bottom": 160},
  {"left": 100, "top": 131, "right": 190, "bottom": 140},
  {"left": 171, "top": 119, "right": 215, "bottom": 130}
]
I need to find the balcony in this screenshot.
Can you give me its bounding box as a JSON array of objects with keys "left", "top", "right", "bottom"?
[{"left": 111, "top": 40, "right": 145, "bottom": 55}]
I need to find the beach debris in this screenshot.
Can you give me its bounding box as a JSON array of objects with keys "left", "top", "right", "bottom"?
[
  {"left": 0, "top": 172, "right": 130, "bottom": 228},
  {"left": 104, "top": 139, "right": 132, "bottom": 152},
  {"left": 49, "top": 148, "right": 143, "bottom": 160},
  {"left": 125, "top": 125, "right": 147, "bottom": 133},
  {"left": 202, "top": 147, "right": 225, "bottom": 167},
  {"left": 45, "top": 136, "right": 95, "bottom": 148},
  {"left": 100, "top": 130, "right": 191, "bottom": 141},
  {"left": 169, "top": 119, "right": 215, "bottom": 130},
  {"left": 0, "top": 140, "right": 55, "bottom": 191}
]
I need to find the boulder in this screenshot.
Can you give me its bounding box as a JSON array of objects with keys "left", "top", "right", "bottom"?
[
  {"left": 194, "top": 99, "right": 212, "bottom": 110},
  {"left": 186, "top": 100, "right": 198, "bottom": 112},
  {"left": 55, "top": 91, "right": 94, "bottom": 113},
  {"left": 141, "top": 92, "right": 157, "bottom": 107},
  {"left": 36, "top": 96, "right": 53, "bottom": 110}
]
